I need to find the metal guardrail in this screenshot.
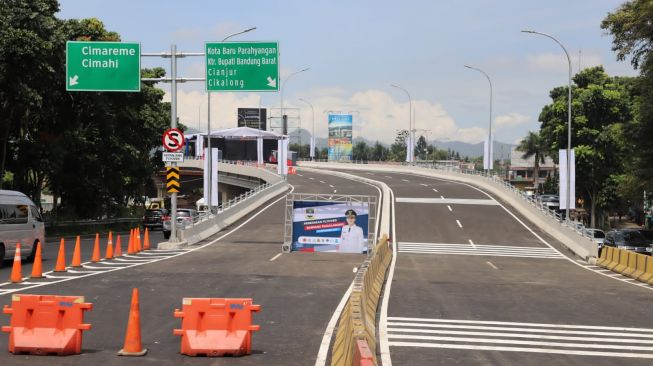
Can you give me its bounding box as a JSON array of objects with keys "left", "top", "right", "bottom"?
[{"left": 45, "top": 217, "right": 141, "bottom": 228}]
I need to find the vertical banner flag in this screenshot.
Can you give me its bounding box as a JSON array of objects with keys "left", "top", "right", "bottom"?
[
  {"left": 211, "top": 148, "right": 219, "bottom": 205},
  {"left": 196, "top": 135, "right": 204, "bottom": 157},
  {"left": 310, "top": 136, "right": 315, "bottom": 159},
  {"left": 291, "top": 201, "right": 370, "bottom": 253},
  {"left": 328, "top": 114, "right": 353, "bottom": 161},
  {"left": 559, "top": 149, "right": 576, "bottom": 210},
  {"left": 282, "top": 138, "right": 289, "bottom": 175},
  {"left": 277, "top": 139, "right": 283, "bottom": 175},
  {"left": 203, "top": 147, "right": 209, "bottom": 203},
  {"left": 483, "top": 134, "right": 494, "bottom": 170},
  {"left": 406, "top": 136, "right": 413, "bottom": 163},
  {"left": 256, "top": 137, "right": 263, "bottom": 165}
]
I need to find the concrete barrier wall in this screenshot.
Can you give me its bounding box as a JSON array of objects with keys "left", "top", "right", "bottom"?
[{"left": 299, "top": 162, "right": 598, "bottom": 260}]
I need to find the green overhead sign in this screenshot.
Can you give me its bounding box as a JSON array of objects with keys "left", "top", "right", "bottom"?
[
  {"left": 66, "top": 41, "right": 141, "bottom": 92},
  {"left": 205, "top": 41, "right": 279, "bottom": 92}
]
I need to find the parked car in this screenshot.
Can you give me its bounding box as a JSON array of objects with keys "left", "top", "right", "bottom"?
[
  {"left": 142, "top": 208, "right": 169, "bottom": 231},
  {"left": 162, "top": 209, "right": 199, "bottom": 239},
  {"left": 585, "top": 228, "right": 606, "bottom": 247},
  {"left": 538, "top": 194, "right": 560, "bottom": 210},
  {"left": 604, "top": 229, "right": 651, "bottom": 254},
  {"left": 638, "top": 229, "right": 653, "bottom": 245},
  {"left": 0, "top": 190, "right": 45, "bottom": 267}
]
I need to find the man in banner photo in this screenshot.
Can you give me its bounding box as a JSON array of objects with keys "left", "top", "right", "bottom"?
[
  {"left": 339, "top": 209, "right": 366, "bottom": 253},
  {"left": 291, "top": 201, "right": 369, "bottom": 253}
]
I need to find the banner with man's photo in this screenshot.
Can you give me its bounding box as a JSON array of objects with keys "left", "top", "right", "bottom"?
[{"left": 291, "top": 201, "right": 369, "bottom": 253}]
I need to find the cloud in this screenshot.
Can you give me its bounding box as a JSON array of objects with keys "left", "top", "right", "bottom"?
[
  {"left": 165, "top": 88, "right": 489, "bottom": 144},
  {"left": 495, "top": 112, "right": 530, "bottom": 128},
  {"left": 526, "top": 51, "right": 602, "bottom": 73}
]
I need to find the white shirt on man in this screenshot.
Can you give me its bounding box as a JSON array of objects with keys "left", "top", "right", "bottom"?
[{"left": 339, "top": 224, "right": 366, "bottom": 253}]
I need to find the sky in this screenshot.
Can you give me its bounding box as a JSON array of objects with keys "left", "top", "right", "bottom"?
[{"left": 57, "top": 0, "right": 636, "bottom": 145}]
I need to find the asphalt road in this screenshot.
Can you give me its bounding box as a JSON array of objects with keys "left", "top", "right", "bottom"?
[
  {"left": 0, "top": 170, "right": 378, "bottom": 365},
  {"left": 341, "top": 169, "right": 653, "bottom": 366}
]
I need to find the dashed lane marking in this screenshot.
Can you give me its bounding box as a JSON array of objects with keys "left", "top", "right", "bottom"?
[
  {"left": 447, "top": 205, "right": 452, "bottom": 212},
  {"left": 486, "top": 261, "right": 499, "bottom": 270},
  {"left": 402, "top": 179, "right": 410, "bottom": 182},
  {"left": 456, "top": 220, "right": 463, "bottom": 228},
  {"left": 269, "top": 253, "right": 282, "bottom": 261},
  {"left": 468, "top": 239, "right": 476, "bottom": 248},
  {"left": 420, "top": 183, "right": 428, "bottom": 187}
]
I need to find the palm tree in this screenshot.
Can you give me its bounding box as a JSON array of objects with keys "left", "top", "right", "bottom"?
[{"left": 516, "top": 132, "right": 547, "bottom": 193}]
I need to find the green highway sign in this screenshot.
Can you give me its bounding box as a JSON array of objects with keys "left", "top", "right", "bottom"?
[
  {"left": 205, "top": 41, "right": 279, "bottom": 92},
  {"left": 66, "top": 41, "right": 141, "bottom": 92}
]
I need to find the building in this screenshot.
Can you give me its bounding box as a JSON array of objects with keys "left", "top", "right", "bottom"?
[{"left": 508, "top": 147, "right": 556, "bottom": 191}]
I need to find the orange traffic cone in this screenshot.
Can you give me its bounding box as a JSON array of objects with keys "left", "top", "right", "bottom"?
[
  {"left": 91, "top": 233, "right": 101, "bottom": 262},
  {"left": 143, "top": 228, "right": 150, "bottom": 250},
  {"left": 135, "top": 228, "right": 142, "bottom": 253},
  {"left": 54, "top": 238, "right": 67, "bottom": 272},
  {"left": 118, "top": 288, "right": 147, "bottom": 356},
  {"left": 31, "top": 241, "right": 43, "bottom": 279},
  {"left": 115, "top": 235, "right": 123, "bottom": 257},
  {"left": 71, "top": 235, "right": 82, "bottom": 267},
  {"left": 127, "top": 229, "right": 135, "bottom": 255},
  {"left": 105, "top": 231, "right": 114, "bottom": 259},
  {"left": 10, "top": 243, "right": 22, "bottom": 283}
]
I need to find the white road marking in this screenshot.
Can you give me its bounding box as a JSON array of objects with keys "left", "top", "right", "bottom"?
[
  {"left": 380, "top": 181, "right": 398, "bottom": 366},
  {"left": 387, "top": 317, "right": 653, "bottom": 358},
  {"left": 398, "top": 242, "right": 565, "bottom": 259},
  {"left": 315, "top": 283, "right": 354, "bottom": 366},
  {"left": 433, "top": 188, "right": 438, "bottom": 193},
  {"left": 396, "top": 197, "right": 498, "bottom": 205},
  {"left": 468, "top": 239, "right": 476, "bottom": 248},
  {"left": 486, "top": 261, "right": 499, "bottom": 270},
  {"left": 329, "top": 184, "right": 334, "bottom": 188},
  {"left": 420, "top": 183, "right": 428, "bottom": 187},
  {"left": 297, "top": 174, "right": 303, "bottom": 176},
  {"left": 320, "top": 180, "right": 326, "bottom": 183},
  {"left": 269, "top": 253, "right": 282, "bottom": 261},
  {"left": 309, "top": 177, "right": 314, "bottom": 180},
  {"left": 456, "top": 220, "right": 463, "bottom": 228},
  {"left": 385, "top": 175, "right": 392, "bottom": 179},
  {"left": 447, "top": 205, "right": 452, "bottom": 212},
  {"left": 402, "top": 179, "right": 410, "bottom": 182}
]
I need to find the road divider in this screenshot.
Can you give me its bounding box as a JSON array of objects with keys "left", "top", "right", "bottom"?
[
  {"left": 2, "top": 294, "right": 92, "bottom": 355},
  {"left": 331, "top": 235, "right": 391, "bottom": 366},
  {"left": 597, "top": 247, "right": 653, "bottom": 286},
  {"left": 173, "top": 298, "right": 261, "bottom": 357}
]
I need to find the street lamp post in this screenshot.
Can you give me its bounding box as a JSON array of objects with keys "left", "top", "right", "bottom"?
[
  {"left": 280, "top": 68, "right": 310, "bottom": 138},
  {"left": 390, "top": 84, "right": 413, "bottom": 162},
  {"left": 522, "top": 30, "right": 573, "bottom": 221},
  {"left": 206, "top": 26, "right": 256, "bottom": 209},
  {"left": 464, "top": 65, "right": 493, "bottom": 173},
  {"left": 298, "top": 98, "right": 315, "bottom": 160}
]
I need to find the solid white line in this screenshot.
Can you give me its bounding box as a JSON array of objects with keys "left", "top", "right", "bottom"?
[
  {"left": 387, "top": 327, "right": 653, "bottom": 343},
  {"left": 380, "top": 182, "right": 398, "bottom": 366},
  {"left": 447, "top": 205, "right": 452, "bottom": 212},
  {"left": 314, "top": 283, "right": 354, "bottom": 366},
  {"left": 387, "top": 333, "right": 653, "bottom": 351},
  {"left": 486, "top": 261, "right": 499, "bottom": 270},
  {"left": 269, "top": 253, "right": 282, "bottom": 261},
  {"left": 456, "top": 220, "right": 463, "bottom": 228},
  {"left": 0, "top": 185, "right": 295, "bottom": 296},
  {"left": 386, "top": 322, "right": 653, "bottom": 337},
  {"left": 387, "top": 341, "right": 653, "bottom": 358},
  {"left": 468, "top": 239, "right": 476, "bottom": 248},
  {"left": 396, "top": 197, "right": 499, "bottom": 205},
  {"left": 82, "top": 265, "right": 122, "bottom": 270},
  {"left": 67, "top": 270, "right": 103, "bottom": 274}
]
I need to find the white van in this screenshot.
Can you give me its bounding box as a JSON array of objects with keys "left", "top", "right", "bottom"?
[{"left": 0, "top": 190, "right": 45, "bottom": 267}]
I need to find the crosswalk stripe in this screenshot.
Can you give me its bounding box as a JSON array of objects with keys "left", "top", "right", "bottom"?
[
  {"left": 398, "top": 242, "right": 564, "bottom": 259},
  {"left": 388, "top": 317, "right": 653, "bottom": 358}
]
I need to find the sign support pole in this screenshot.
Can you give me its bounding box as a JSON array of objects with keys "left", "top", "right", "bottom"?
[{"left": 170, "top": 44, "right": 179, "bottom": 243}]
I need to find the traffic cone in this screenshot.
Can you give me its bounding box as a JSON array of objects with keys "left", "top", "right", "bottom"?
[
  {"left": 115, "top": 235, "right": 123, "bottom": 257},
  {"left": 105, "top": 231, "right": 114, "bottom": 259},
  {"left": 143, "top": 228, "right": 150, "bottom": 250},
  {"left": 135, "top": 228, "right": 142, "bottom": 253},
  {"left": 71, "top": 235, "right": 82, "bottom": 267},
  {"left": 91, "top": 233, "right": 101, "bottom": 262},
  {"left": 117, "top": 288, "right": 147, "bottom": 356},
  {"left": 127, "top": 229, "right": 135, "bottom": 255},
  {"left": 54, "top": 238, "right": 67, "bottom": 272},
  {"left": 31, "top": 241, "right": 43, "bottom": 279},
  {"left": 10, "top": 243, "right": 22, "bottom": 283}
]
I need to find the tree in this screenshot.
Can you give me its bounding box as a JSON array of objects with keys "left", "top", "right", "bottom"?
[
  {"left": 538, "top": 66, "right": 634, "bottom": 227},
  {"left": 389, "top": 130, "right": 409, "bottom": 162},
  {"left": 415, "top": 135, "right": 428, "bottom": 160},
  {"left": 516, "top": 131, "right": 547, "bottom": 193},
  {"left": 370, "top": 141, "right": 388, "bottom": 161},
  {"left": 353, "top": 141, "right": 369, "bottom": 161},
  {"left": 602, "top": 0, "right": 653, "bottom": 187}
]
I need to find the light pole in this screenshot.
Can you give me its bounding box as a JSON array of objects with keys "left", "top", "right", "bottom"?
[
  {"left": 390, "top": 84, "right": 413, "bottom": 163},
  {"left": 464, "top": 65, "right": 493, "bottom": 173},
  {"left": 522, "top": 29, "right": 573, "bottom": 220},
  {"left": 280, "top": 68, "right": 309, "bottom": 138},
  {"left": 206, "top": 26, "right": 256, "bottom": 210},
  {"left": 298, "top": 98, "right": 315, "bottom": 160}
]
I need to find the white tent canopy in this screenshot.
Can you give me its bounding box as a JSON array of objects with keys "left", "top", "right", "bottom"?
[{"left": 186, "top": 127, "right": 285, "bottom": 140}]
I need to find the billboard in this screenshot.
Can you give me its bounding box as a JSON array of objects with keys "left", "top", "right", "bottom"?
[
  {"left": 237, "top": 108, "right": 267, "bottom": 130},
  {"left": 292, "top": 201, "right": 369, "bottom": 253},
  {"left": 328, "top": 114, "right": 353, "bottom": 161}
]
